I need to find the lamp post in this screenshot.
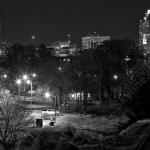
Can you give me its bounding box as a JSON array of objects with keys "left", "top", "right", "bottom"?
[
  {"left": 22, "top": 73, "right": 37, "bottom": 104},
  {"left": 44, "top": 92, "right": 57, "bottom": 124},
  {"left": 0, "top": 74, "right": 8, "bottom": 88},
  {"left": 16, "top": 79, "right": 22, "bottom": 98},
  {"left": 26, "top": 79, "right": 32, "bottom": 97},
  {"left": 26, "top": 79, "right": 33, "bottom": 104},
  {"left": 113, "top": 74, "right": 119, "bottom": 101}
]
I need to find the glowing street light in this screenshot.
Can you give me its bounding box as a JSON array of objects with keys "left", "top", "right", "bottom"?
[
  {"left": 23, "top": 73, "right": 37, "bottom": 79},
  {"left": 44, "top": 92, "right": 50, "bottom": 98},
  {"left": 16, "top": 79, "right": 22, "bottom": 85},
  {"left": 16, "top": 79, "right": 22, "bottom": 97},
  {"left": 23, "top": 74, "right": 28, "bottom": 80},
  {"left": 24, "top": 73, "right": 37, "bottom": 94},
  {"left": 3, "top": 74, "right": 7, "bottom": 78},
  {"left": 113, "top": 74, "right": 118, "bottom": 80},
  {"left": 0, "top": 74, "right": 8, "bottom": 81},
  {"left": 58, "top": 67, "right": 63, "bottom": 72},
  {"left": 31, "top": 35, "right": 35, "bottom": 40},
  {"left": 32, "top": 73, "right": 36, "bottom": 77},
  {"left": 26, "top": 79, "right": 31, "bottom": 84},
  {"left": 26, "top": 79, "right": 33, "bottom": 104},
  {"left": 44, "top": 92, "right": 57, "bottom": 124},
  {"left": 16, "top": 73, "right": 37, "bottom": 100}
]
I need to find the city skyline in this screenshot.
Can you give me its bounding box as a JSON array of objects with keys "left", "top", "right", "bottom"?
[{"left": 0, "top": 0, "right": 150, "bottom": 45}]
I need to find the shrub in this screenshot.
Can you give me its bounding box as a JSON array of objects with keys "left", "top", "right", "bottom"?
[
  {"left": 63, "top": 125, "right": 77, "bottom": 138},
  {"left": 73, "top": 131, "right": 91, "bottom": 145}
]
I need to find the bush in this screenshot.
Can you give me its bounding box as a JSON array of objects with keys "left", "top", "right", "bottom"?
[
  {"left": 63, "top": 125, "right": 77, "bottom": 138},
  {"left": 17, "top": 128, "right": 64, "bottom": 150},
  {"left": 16, "top": 127, "right": 79, "bottom": 150},
  {"left": 73, "top": 131, "right": 91, "bottom": 145}
]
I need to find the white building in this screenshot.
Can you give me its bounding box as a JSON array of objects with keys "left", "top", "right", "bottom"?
[{"left": 82, "top": 34, "right": 110, "bottom": 50}]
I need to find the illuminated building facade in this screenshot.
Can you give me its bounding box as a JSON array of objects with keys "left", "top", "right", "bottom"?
[
  {"left": 0, "top": 39, "right": 11, "bottom": 56},
  {"left": 82, "top": 34, "right": 110, "bottom": 50},
  {"left": 47, "top": 41, "right": 77, "bottom": 57},
  {"left": 139, "top": 9, "right": 150, "bottom": 53}
]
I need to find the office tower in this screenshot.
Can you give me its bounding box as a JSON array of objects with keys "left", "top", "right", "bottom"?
[{"left": 139, "top": 9, "right": 150, "bottom": 53}]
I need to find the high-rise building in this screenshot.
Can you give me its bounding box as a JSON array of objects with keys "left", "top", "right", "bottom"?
[
  {"left": 82, "top": 33, "right": 110, "bottom": 50},
  {"left": 139, "top": 9, "right": 150, "bottom": 53}
]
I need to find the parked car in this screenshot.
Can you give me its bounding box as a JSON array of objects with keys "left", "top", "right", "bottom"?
[{"left": 42, "top": 109, "right": 59, "bottom": 115}]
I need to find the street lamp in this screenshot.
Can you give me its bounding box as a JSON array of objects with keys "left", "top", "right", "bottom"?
[
  {"left": 23, "top": 73, "right": 36, "bottom": 79},
  {"left": 44, "top": 92, "right": 50, "bottom": 98},
  {"left": 22, "top": 73, "right": 37, "bottom": 95},
  {"left": 113, "top": 74, "right": 118, "bottom": 80},
  {"left": 0, "top": 74, "right": 8, "bottom": 87},
  {"left": 0, "top": 74, "right": 7, "bottom": 80},
  {"left": 32, "top": 73, "right": 36, "bottom": 77},
  {"left": 16, "top": 73, "right": 37, "bottom": 102},
  {"left": 44, "top": 92, "right": 57, "bottom": 124},
  {"left": 58, "top": 67, "right": 63, "bottom": 72},
  {"left": 3, "top": 74, "right": 7, "bottom": 78},
  {"left": 23, "top": 74, "right": 28, "bottom": 80},
  {"left": 31, "top": 35, "right": 35, "bottom": 40},
  {"left": 16, "top": 79, "right": 22, "bottom": 97},
  {"left": 26, "top": 79, "right": 33, "bottom": 104}
]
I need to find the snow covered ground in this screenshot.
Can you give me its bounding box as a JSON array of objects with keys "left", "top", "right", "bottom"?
[{"left": 55, "top": 113, "right": 129, "bottom": 135}]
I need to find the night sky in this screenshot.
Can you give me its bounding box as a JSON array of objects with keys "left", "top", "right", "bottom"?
[{"left": 0, "top": 0, "right": 150, "bottom": 46}]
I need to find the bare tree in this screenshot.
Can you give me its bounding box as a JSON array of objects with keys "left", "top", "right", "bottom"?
[{"left": 0, "top": 89, "right": 33, "bottom": 149}]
